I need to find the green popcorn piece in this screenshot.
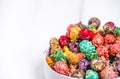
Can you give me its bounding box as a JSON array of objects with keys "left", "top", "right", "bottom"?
[
  {"left": 115, "top": 27, "right": 120, "bottom": 36},
  {"left": 50, "top": 50, "right": 68, "bottom": 63},
  {"left": 79, "top": 40, "right": 96, "bottom": 53},
  {"left": 85, "top": 70, "right": 98, "bottom": 79},
  {"left": 87, "top": 25, "right": 94, "bottom": 30},
  {"left": 85, "top": 50, "right": 98, "bottom": 60}
]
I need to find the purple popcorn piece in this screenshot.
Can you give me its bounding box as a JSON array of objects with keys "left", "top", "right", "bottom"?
[
  {"left": 78, "top": 59, "right": 90, "bottom": 71},
  {"left": 69, "top": 42, "right": 79, "bottom": 53}
]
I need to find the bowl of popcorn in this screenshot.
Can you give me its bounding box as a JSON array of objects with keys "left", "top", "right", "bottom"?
[{"left": 44, "top": 17, "right": 120, "bottom": 79}]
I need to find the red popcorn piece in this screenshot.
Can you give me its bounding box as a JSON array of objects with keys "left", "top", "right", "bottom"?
[
  {"left": 59, "top": 35, "right": 69, "bottom": 48},
  {"left": 105, "top": 22, "right": 116, "bottom": 28},
  {"left": 105, "top": 34, "right": 115, "bottom": 44},
  {"left": 54, "top": 61, "right": 69, "bottom": 75},
  {"left": 100, "top": 66, "right": 118, "bottom": 79},
  {"left": 92, "top": 33, "right": 104, "bottom": 47},
  {"left": 96, "top": 46, "right": 109, "bottom": 60},
  {"left": 79, "top": 28, "right": 95, "bottom": 40},
  {"left": 109, "top": 43, "right": 120, "bottom": 56}
]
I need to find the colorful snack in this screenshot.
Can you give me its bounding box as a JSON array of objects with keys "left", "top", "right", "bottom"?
[
  {"left": 63, "top": 46, "right": 72, "bottom": 58},
  {"left": 90, "top": 57, "right": 107, "bottom": 71},
  {"left": 49, "top": 37, "right": 62, "bottom": 54},
  {"left": 100, "top": 66, "right": 118, "bottom": 79},
  {"left": 71, "top": 70, "right": 85, "bottom": 79},
  {"left": 46, "top": 18, "right": 120, "bottom": 78},
  {"left": 115, "top": 27, "right": 120, "bottom": 36},
  {"left": 78, "top": 59, "right": 90, "bottom": 71},
  {"left": 92, "top": 33, "right": 104, "bottom": 47},
  {"left": 66, "top": 24, "right": 75, "bottom": 37},
  {"left": 88, "top": 17, "right": 101, "bottom": 29},
  {"left": 96, "top": 46, "right": 109, "bottom": 60},
  {"left": 103, "top": 22, "right": 116, "bottom": 35},
  {"left": 68, "top": 52, "right": 82, "bottom": 65},
  {"left": 69, "top": 42, "right": 79, "bottom": 53},
  {"left": 105, "top": 34, "right": 115, "bottom": 44},
  {"left": 54, "top": 61, "right": 69, "bottom": 75},
  {"left": 46, "top": 57, "right": 54, "bottom": 67},
  {"left": 85, "top": 50, "right": 98, "bottom": 60},
  {"left": 59, "top": 35, "right": 69, "bottom": 48},
  {"left": 109, "top": 43, "right": 120, "bottom": 56},
  {"left": 115, "top": 36, "right": 120, "bottom": 44},
  {"left": 50, "top": 50, "right": 67, "bottom": 63},
  {"left": 79, "top": 40, "right": 95, "bottom": 53},
  {"left": 79, "top": 28, "right": 95, "bottom": 40},
  {"left": 70, "top": 26, "right": 80, "bottom": 42},
  {"left": 85, "top": 70, "right": 98, "bottom": 79},
  {"left": 86, "top": 25, "right": 97, "bottom": 33}
]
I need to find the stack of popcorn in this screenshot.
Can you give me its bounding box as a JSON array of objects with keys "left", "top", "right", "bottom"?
[{"left": 46, "top": 17, "right": 120, "bottom": 79}]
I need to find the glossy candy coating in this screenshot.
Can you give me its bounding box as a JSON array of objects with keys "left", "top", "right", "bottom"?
[
  {"left": 96, "top": 46, "right": 109, "bottom": 60},
  {"left": 50, "top": 50, "right": 67, "bottom": 63},
  {"left": 68, "top": 52, "right": 82, "bottom": 65},
  {"left": 78, "top": 59, "right": 90, "bottom": 71},
  {"left": 115, "top": 36, "right": 120, "bottom": 44},
  {"left": 92, "top": 33, "right": 104, "bottom": 47},
  {"left": 86, "top": 25, "right": 98, "bottom": 33},
  {"left": 70, "top": 26, "right": 80, "bottom": 42},
  {"left": 109, "top": 43, "right": 120, "bottom": 56},
  {"left": 71, "top": 70, "right": 85, "bottom": 79},
  {"left": 115, "top": 27, "right": 120, "bottom": 36},
  {"left": 85, "top": 50, "right": 98, "bottom": 60},
  {"left": 88, "top": 17, "right": 101, "bottom": 29},
  {"left": 59, "top": 35, "right": 69, "bottom": 48},
  {"left": 69, "top": 42, "right": 79, "bottom": 53},
  {"left": 47, "top": 18, "right": 120, "bottom": 78},
  {"left": 85, "top": 70, "right": 98, "bottom": 79},
  {"left": 49, "top": 37, "right": 62, "bottom": 54},
  {"left": 103, "top": 22, "right": 116, "bottom": 35},
  {"left": 54, "top": 61, "right": 69, "bottom": 75},
  {"left": 63, "top": 46, "right": 71, "bottom": 58},
  {"left": 100, "top": 66, "right": 118, "bottom": 79},
  {"left": 66, "top": 24, "right": 75, "bottom": 37},
  {"left": 90, "top": 57, "right": 107, "bottom": 71},
  {"left": 79, "top": 28, "right": 95, "bottom": 40},
  {"left": 105, "top": 34, "right": 115, "bottom": 44},
  {"left": 46, "top": 57, "right": 54, "bottom": 67},
  {"left": 87, "top": 25, "right": 94, "bottom": 30},
  {"left": 79, "top": 40, "right": 96, "bottom": 53}
]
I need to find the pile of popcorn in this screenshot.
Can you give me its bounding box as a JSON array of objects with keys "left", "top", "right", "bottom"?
[{"left": 46, "top": 17, "right": 120, "bottom": 79}]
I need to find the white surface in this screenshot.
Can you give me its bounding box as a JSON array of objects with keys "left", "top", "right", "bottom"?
[{"left": 0, "top": 0, "right": 120, "bottom": 79}]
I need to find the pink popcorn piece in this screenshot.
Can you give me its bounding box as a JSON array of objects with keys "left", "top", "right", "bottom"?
[{"left": 54, "top": 61, "right": 69, "bottom": 75}]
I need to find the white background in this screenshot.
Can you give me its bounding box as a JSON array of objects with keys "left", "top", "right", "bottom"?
[{"left": 0, "top": 0, "right": 120, "bottom": 79}]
